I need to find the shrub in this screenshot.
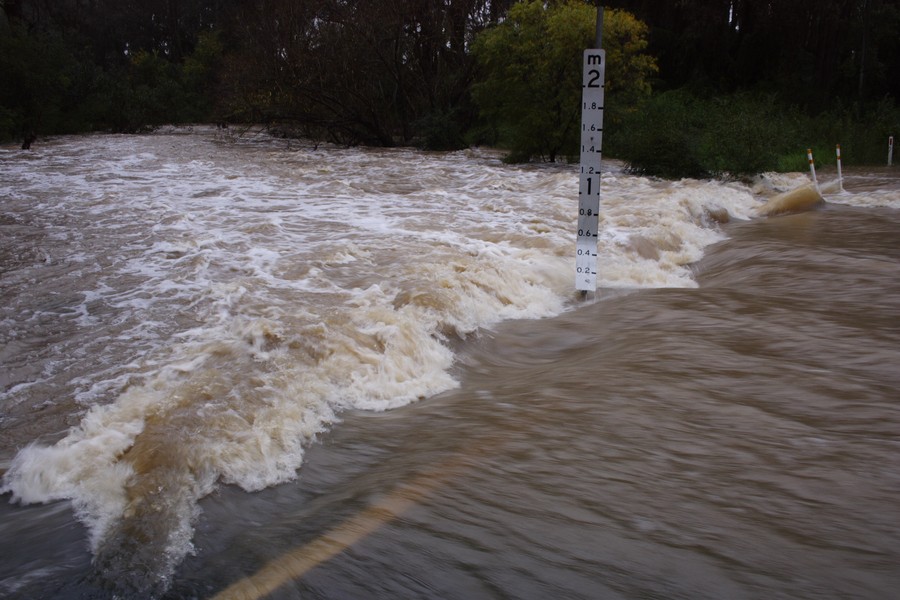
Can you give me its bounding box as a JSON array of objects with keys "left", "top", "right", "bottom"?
[
  {"left": 471, "top": 1, "right": 656, "bottom": 163},
  {"left": 610, "top": 90, "right": 900, "bottom": 178},
  {"left": 607, "top": 90, "right": 711, "bottom": 178}
]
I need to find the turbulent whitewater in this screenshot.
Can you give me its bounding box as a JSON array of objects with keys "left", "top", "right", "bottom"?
[{"left": 1, "top": 127, "right": 898, "bottom": 597}]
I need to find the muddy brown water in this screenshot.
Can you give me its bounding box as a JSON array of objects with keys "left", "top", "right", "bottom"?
[{"left": 1, "top": 129, "right": 898, "bottom": 599}]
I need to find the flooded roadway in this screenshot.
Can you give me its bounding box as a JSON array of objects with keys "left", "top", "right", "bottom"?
[{"left": 1, "top": 129, "right": 898, "bottom": 598}]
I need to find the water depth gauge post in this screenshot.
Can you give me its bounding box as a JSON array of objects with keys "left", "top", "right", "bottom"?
[{"left": 575, "top": 30, "right": 605, "bottom": 293}]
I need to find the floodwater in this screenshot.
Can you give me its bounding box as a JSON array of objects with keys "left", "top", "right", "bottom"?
[{"left": 1, "top": 127, "right": 898, "bottom": 599}]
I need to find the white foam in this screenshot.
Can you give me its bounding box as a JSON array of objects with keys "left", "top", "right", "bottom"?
[
  {"left": 753, "top": 171, "right": 814, "bottom": 194},
  {"left": 2, "top": 407, "right": 141, "bottom": 550},
  {"left": 826, "top": 188, "right": 900, "bottom": 209},
  {"left": 4, "top": 129, "right": 865, "bottom": 592},
  {"left": 752, "top": 169, "right": 900, "bottom": 210}
]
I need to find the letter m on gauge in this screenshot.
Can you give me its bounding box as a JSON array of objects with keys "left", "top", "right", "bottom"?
[{"left": 576, "top": 49, "right": 605, "bottom": 291}]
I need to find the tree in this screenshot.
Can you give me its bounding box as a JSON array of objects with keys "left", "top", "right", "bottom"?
[
  {"left": 216, "top": 0, "right": 513, "bottom": 148},
  {"left": 603, "top": 0, "right": 900, "bottom": 108},
  {"left": 470, "top": 0, "right": 656, "bottom": 162},
  {"left": 0, "top": 24, "right": 80, "bottom": 139}
]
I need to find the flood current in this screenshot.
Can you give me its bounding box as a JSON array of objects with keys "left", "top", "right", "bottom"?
[{"left": 1, "top": 127, "right": 899, "bottom": 599}]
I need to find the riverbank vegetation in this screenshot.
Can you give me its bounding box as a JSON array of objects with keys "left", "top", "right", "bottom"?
[
  {"left": 610, "top": 91, "right": 900, "bottom": 178},
  {"left": 2, "top": 0, "right": 898, "bottom": 177}
]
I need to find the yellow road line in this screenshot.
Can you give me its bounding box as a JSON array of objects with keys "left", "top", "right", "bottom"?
[{"left": 211, "top": 456, "right": 468, "bottom": 600}]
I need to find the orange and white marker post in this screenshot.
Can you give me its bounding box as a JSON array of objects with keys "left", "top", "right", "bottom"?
[{"left": 807, "top": 148, "right": 819, "bottom": 191}]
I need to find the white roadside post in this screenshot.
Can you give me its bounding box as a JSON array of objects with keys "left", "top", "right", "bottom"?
[
  {"left": 836, "top": 144, "right": 843, "bottom": 191},
  {"left": 889, "top": 136, "right": 894, "bottom": 166},
  {"left": 575, "top": 9, "right": 605, "bottom": 293}
]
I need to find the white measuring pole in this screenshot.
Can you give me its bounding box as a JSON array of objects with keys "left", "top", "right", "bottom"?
[
  {"left": 835, "top": 144, "right": 843, "bottom": 191},
  {"left": 575, "top": 10, "right": 605, "bottom": 292},
  {"left": 807, "top": 148, "right": 819, "bottom": 191},
  {"left": 889, "top": 136, "right": 894, "bottom": 166}
]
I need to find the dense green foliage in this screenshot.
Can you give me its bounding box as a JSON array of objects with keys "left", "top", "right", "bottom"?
[
  {"left": 470, "top": 1, "right": 656, "bottom": 162},
  {"left": 2, "top": 0, "right": 899, "bottom": 176},
  {"left": 0, "top": 16, "right": 219, "bottom": 137},
  {"left": 607, "top": 91, "right": 900, "bottom": 178},
  {"left": 600, "top": 0, "right": 900, "bottom": 176}
]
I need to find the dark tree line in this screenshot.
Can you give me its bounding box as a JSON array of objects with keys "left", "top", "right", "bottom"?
[
  {"left": 604, "top": 0, "right": 900, "bottom": 109},
  {"left": 2, "top": 0, "right": 898, "bottom": 153},
  {"left": 217, "top": 0, "right": 515, "bottom": 146},
  {"left": 1, "top": 0, "right": 517, "bottom": 145}
]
